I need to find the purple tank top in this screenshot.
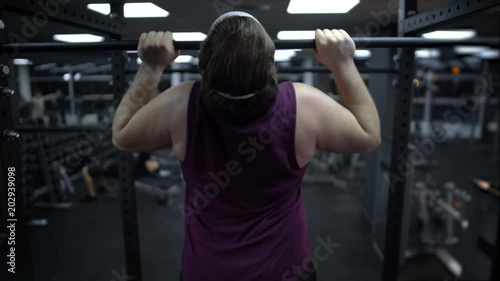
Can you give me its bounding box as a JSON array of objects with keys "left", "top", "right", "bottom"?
[{"left": 180, "top": 81, "right": 310, "bottom": 281}]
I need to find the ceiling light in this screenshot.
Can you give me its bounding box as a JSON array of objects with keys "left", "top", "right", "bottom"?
[
  {"left": 63, "top": 73, "right": 72, "bottom": 81},
  {"left": 88, "top": 2, "right": 169, "bottom": 18},
  {"left": 87, "top": 3, "right": 110, "bottom": 15},
  {"left": 173, "top": 32, "right": 207, "bottom": 41},
  {"left": 454, "top": 46, "right": 490, "bottom": 55},
  {"left": 415, "top": 49, "right": 440, "bottom": 58},
  {"left": 53, "top": 34, "right": 105, "bottom": 43},
  {"left": 274, "top": 50, "right": 300, "bottom": 62},
  {"left": 277, "top": 31, "right": 315, "bottom": 40},
  {"left": 13, "top": 58, "right": 32, "bottom": 65},
  {"left": 74, "top": 73, "right": 82, "bottom": 81},
  {"left": 477, "top": 49, "right": 499, "bottom": 60},
  {"left": 422, "top": 30, "right": 476, "bottom": 40},
  {"left": 287, "top": 0, "right": 360, "bottom": 14},
  {"left": 354, "top": 50, "right": 371, "bottom": 58},
  {"left": 124, "top": 2, "right": 169, "bottom": 18},
  {"left": 174, "top": 55, "right": 194, "bottom": 63}
]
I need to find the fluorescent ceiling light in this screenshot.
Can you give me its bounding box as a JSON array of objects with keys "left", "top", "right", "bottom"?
[
  {"left": 174, "top": 55, "right": 194, "bottom": 63},
  {"left": 13, "top": 58, "right": 32, "bottom": 65},
  {"left": 74, "top": 73, "right": 82, "bottom": 81},
  {"left": 422, "top": 30, "right": 476, "bottom": 40},
  {"left": 415, "top": 49, "right": 440, "bottom": 58},
  {"left": 87, "top": 3, "right": 169, "bottom": 18},
  {"left": 354, "top": 50, "right": 371, "bottom": 58},
  {"left": 63, "top": 73, "right": 72, "bottom": 81},
  {"left": 173, "top": 32, "right": 207, "bottom": 41},
  {"left": 454, "top": 46, "right": 490, "bottom": 55},
  {"left": 124, "top": 2, "right": 169, "bottom": 18},
  {"left": 477, "top": 49, "right": 499, "bottom": 60},
  {"left": 277, "top": 31, "right": 315, "bottom": 40},
  {"left": 287, "top": 0, "right": 360, "bottom": 14},
  {"left": 53, "top": 34, "right": 105, "bottom": 43},
  {"left": 137, "top": 56, "right": 193, "bottom": 64},
  {"left": 274, "top": 50, "right": 301, "bottom": 62},
  {"left": 127, "top": 50, "right": 138, "bottom": 54},
  {"left": 87, "top": 3, "right": 110, "bottom": 15}
]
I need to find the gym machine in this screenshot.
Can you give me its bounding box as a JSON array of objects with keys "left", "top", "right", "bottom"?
[{"left": 1, "top": 0, "right": 500, "bottom": 281}]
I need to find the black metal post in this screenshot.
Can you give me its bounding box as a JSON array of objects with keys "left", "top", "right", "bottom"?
[
  {"left": 110, "top": 1, "right": 143, "bottom": 281},
  {"left": 0, "top": 5, "right": 34, "bottom": 281},
  {"left": 382, "top": 0, "right": 417, "bottom": 280}
]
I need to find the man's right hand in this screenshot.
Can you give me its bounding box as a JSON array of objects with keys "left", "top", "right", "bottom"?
[{"left": 314, "top": 29, "right": 356, "bottom": 70}]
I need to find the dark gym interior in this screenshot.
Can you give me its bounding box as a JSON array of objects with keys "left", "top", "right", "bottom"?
[{"left": 0, "top": 0, "right": 499, "bottom": 281}]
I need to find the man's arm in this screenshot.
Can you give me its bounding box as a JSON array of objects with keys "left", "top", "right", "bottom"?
[
  {"left": 298, "top": 29, "right": 380, "bottom": 154},
  {"left": 112, "top": 62, "right": 162, "bottom": 136},
  {"left": 329, "top": 59, "right": 381, "bottom": 147},
  {"left": 112, "top": 31, "right": 180, "bottom": 151}
]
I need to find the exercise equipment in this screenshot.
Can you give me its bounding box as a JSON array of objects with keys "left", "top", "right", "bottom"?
[
  {"left": 1, "top": 0, "right": 499, "bottom": 280},
  {"left": 407, "top": 181, "right": 471, "bottom": 278},
  {"left": 1, "top": 37, "right": 499, "bottom": 52}
]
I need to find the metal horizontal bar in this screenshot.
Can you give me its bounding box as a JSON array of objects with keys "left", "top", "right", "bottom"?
[
  {"left": 128, "top": 66, "right": 397, "bottom": 74},
  {"left": 132, "top": 66, "right": 397, "bottom": 74},
  {"left": 275, "top": 67, "right": 397, "bottom": 74},
  {"left": 16, "top": 126, "right": 110, "bottom": 132},
  {"left": 404, "top": 0, "right": 500, "bottom": 34},
  {"left": 1, "top": 37, "right": 499, "bottom": 53}
]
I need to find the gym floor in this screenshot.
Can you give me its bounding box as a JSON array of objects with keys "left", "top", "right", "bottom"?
[{"left": 29, "top": 142, "right": 496, "bottom": 281}]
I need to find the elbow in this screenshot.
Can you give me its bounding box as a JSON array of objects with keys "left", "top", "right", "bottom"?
[
  {"left": 112, "top": 132, "right": 133, "bottom": 152},
  {"left": 360, "top": 134, "right": 381, "bottom": 153},
  {"left": 112, "top": 137, "right": 128, "bottom": 152},
  {"left": 366, "top": 134, "right": 382, "bottom": 152}
]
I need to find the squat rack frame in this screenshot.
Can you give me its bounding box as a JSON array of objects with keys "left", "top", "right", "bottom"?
[
  {"left": 384, "top": 0, "right": 500, "bottom": 281},
  {"left": 0, "top": 0, "right": 499, "bottom": 281}
]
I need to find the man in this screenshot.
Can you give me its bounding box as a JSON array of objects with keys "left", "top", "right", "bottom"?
[{"left": 112, "top": 11, "right": 380, "bottom": 281}]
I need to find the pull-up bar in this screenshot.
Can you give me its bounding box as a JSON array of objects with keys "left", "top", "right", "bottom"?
[{"left": 0, "top": 37, "right": 499, "bottom": 53}]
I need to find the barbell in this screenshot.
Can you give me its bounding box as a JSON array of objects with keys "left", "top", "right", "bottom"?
[{"left": 0, "top": 37, "right": 499, "bottom": 53}]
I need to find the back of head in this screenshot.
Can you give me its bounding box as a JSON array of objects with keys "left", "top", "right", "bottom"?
[{"left": 199, "top": 13, "right": 278, "bottom": 125}]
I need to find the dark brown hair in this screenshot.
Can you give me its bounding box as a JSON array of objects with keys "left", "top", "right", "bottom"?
[{"left": 199, "top": 16, "right": 278, "bottom": 125}]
